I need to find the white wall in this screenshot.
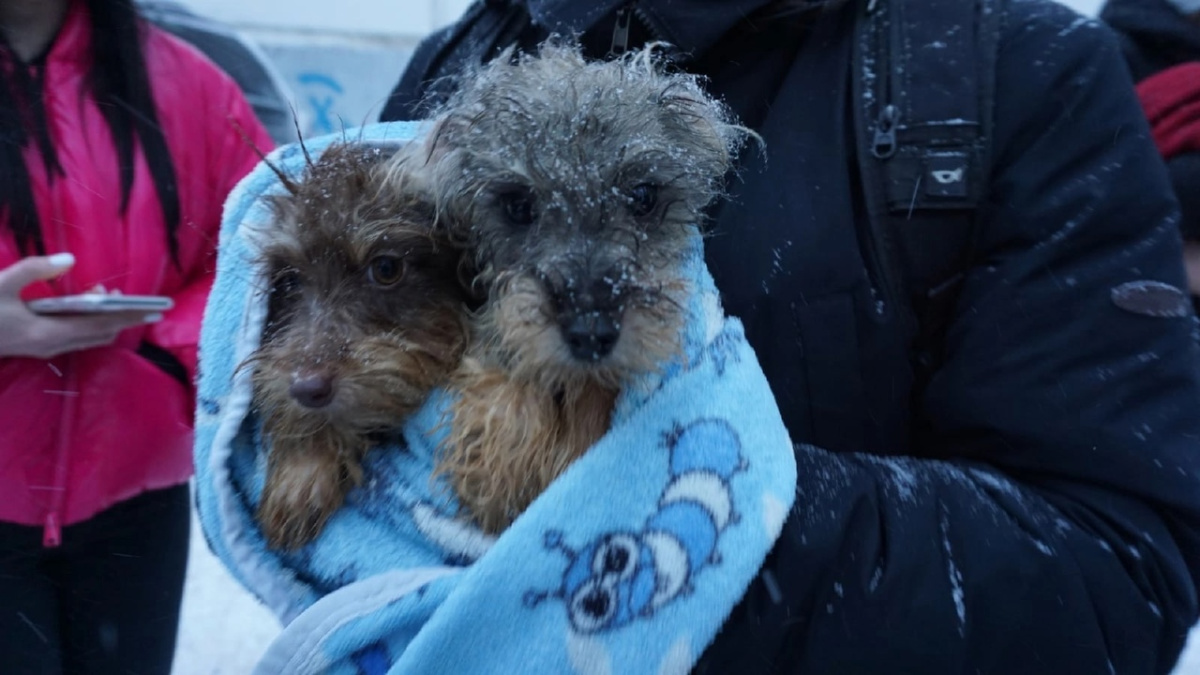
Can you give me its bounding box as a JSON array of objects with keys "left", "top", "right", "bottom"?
[
  {"left": 171, "top": 0, "right": 472, "bottom": 136},
  {"left": 1062, "top": 0, "right": 1104, "bottom": 14},
  {"left": 181, "top": 0, "right": 474, "bottom": 39}
]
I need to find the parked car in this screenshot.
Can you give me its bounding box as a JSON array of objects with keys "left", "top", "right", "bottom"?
[{"left": 139, "top": 1, "right": 303, "bottom": 145}]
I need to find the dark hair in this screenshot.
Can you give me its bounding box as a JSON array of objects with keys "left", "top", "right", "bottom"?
[{"left": 0, "top": 0, "right": 181, "bottom": 261}]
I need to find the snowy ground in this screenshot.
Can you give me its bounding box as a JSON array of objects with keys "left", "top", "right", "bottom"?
[
  {"left": 1184, "top": 639, "right": 1200, "bottom": 675},
  {"left": 171, "top": 496, "right": 1200, "bottom": 674},
  {"left": 172, "top": 506, "right": 280, "bottom": 675}
]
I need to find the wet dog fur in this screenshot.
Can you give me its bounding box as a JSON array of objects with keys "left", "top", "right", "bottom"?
[
  {"left": 244, "top": 141, "right": 470, "bottom": 550},
  {"left": 418, "top": 43, "right": 748, "bottom": 533}
]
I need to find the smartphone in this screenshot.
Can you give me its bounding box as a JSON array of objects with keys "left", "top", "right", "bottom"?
[{"left": 26, "top": 294, "right": 174, "bottom": 315}]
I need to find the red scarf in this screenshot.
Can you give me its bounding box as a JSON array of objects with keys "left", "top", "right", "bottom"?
[{"left": 1137, "top": 63, "right": 1200, "bottom": 158}]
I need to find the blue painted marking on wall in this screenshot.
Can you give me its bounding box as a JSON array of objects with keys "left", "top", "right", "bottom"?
[{"left": 297, "top": 71, "right": 345, "bottom": 133}]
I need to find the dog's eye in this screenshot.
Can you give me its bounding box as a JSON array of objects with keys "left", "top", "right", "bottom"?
[
  {"left": 367, "top": 255, "right": 405, "bottom": 287},
  {"left": 500, "top": 190, "right": 536, "bottom": 227},
  {"left": 627, "top": 183, "right": 659, "bottom": 217},
  {"left": 273, "top": 268, "right": 300, "bottom": 296}
]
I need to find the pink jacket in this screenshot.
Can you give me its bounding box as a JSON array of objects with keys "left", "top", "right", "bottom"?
[{"left": 0, "top": 1, "right": 272, "bottom": 544}]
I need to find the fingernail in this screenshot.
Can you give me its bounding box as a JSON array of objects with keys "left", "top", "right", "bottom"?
[
  {"left": 143, "top": 313, "right": 163, "bottom": 323},
  {"left": 47, "top": 253, "right": 75, "bottom": 268}
]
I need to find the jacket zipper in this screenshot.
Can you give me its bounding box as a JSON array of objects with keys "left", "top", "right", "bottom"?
[
  {"left": 43, "top": 358, "right": 77, "bottom": 547},
  {"left": 610, "top": 3, "right": 667, "bottom": 57},
  {"left": 870, "top": 0, "right": 899, "bottom": 159},
  {"left": 872, "top": 104, "right": 898, "bottom": 159},
  {"left": 609, "top": 5, "right": 634, "bottom": 57},
  {"left": 44, "top": 102, "right": 72, "bottom": 546},
  {"left": 859, "top": 0, "right": 907, "bottom": 320}
]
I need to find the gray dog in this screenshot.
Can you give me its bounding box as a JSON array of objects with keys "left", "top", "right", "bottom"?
[{"left": 408, "top": 42, "right": 751, "bottom": 533}]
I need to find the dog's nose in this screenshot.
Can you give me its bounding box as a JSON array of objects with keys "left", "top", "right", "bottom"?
[
  {"left": 289, "top": 372, "right": 335, "bottom": 408},
  {"left": 562, "top": 312, "right": 620, "bottom": 361}
]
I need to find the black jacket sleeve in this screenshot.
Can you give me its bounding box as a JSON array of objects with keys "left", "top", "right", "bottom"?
[{"left": 696, "top": 6, "right": 1200, "bottom": 674}]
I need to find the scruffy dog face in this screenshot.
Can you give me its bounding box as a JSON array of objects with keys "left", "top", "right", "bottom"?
[
  {"left": 423, "top": 43, "right": 748, "bottom": 533},
  {"left": 427, "top": 43, "right": 745, "bottom": 389},
  {"left": 246, "top": 142, "right": 469, "bottom": 549}
]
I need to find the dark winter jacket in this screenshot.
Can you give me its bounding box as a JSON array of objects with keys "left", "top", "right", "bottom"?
[{"left": 381, "top": 0, "right": 1200, "bottom": 672}]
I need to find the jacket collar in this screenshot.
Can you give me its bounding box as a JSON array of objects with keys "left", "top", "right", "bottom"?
[
  {"left": 525, "top": 0, "right": 843, "bottom": 58},
  {"left": 43, "top": 0, "right": 90, "bottom": 67}
]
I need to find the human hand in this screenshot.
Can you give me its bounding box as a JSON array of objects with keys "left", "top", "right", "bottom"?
[{"left": 0, "top": 254, "right": 164, "bottom": 359}]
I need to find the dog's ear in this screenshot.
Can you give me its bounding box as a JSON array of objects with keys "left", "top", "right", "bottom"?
[
  {"left": 656, "top": 83, "right": 757, "bottom": 184},
  {"left": 378, "top": 134, "right": 439, "bottom": 197},
  {"left": 326, "top": 141, "right": 405, "bottom": 168},
  {"left": 400, "top": 116, "right": 477, "bottom": 235},
  {"left": 623, "top": 43, "right": 754, "bottom": 176},
  {"left": 417, "top": 43, "right": 521, "bottom": 166},
  {"left": 418, "top": 115, "right": 461, "bottom": 166},
  {"left": 664, "top": 93, "right": 729, "bottom": 149},
  {"left": 267, "top": 160, "right": 302, "bottom": 197},
  {"left": 263, "top": 192, "right": 298, "bottom": 224},
  {"left": 320, "top": 141, "right": 408, "bottom": 195}
]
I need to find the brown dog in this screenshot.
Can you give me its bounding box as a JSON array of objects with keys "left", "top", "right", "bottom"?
[
  {"left": 419, "top": 43, "right": 749, "bottom": 533},
  {"left": 244, "top": 141, "right": 470, "bottom": 549}
]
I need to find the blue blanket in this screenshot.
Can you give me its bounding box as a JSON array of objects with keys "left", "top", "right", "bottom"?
[{"left": 194, "top": 122, "right": 797, "bottom": 675}]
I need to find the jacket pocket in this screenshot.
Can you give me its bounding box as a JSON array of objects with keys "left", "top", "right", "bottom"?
[{"left": 137, "top": 340, "right": 190, "bottom": 389}]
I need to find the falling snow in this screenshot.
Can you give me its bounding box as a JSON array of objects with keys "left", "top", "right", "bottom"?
[{"left": 941, "top": 510, "right": 967, "bottom": 636}]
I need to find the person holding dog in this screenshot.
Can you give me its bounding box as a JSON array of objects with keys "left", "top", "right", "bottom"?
[
  {"left": 0, "top": 0, "right": 271, "bottom": 672},
  {"left": 379, "top": 0, "right": 1200, "bottom": 672}
]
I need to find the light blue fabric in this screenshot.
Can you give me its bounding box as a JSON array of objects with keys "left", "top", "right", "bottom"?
[{"left": 194, "top": 121, "right": 797, "bottom": 675}]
